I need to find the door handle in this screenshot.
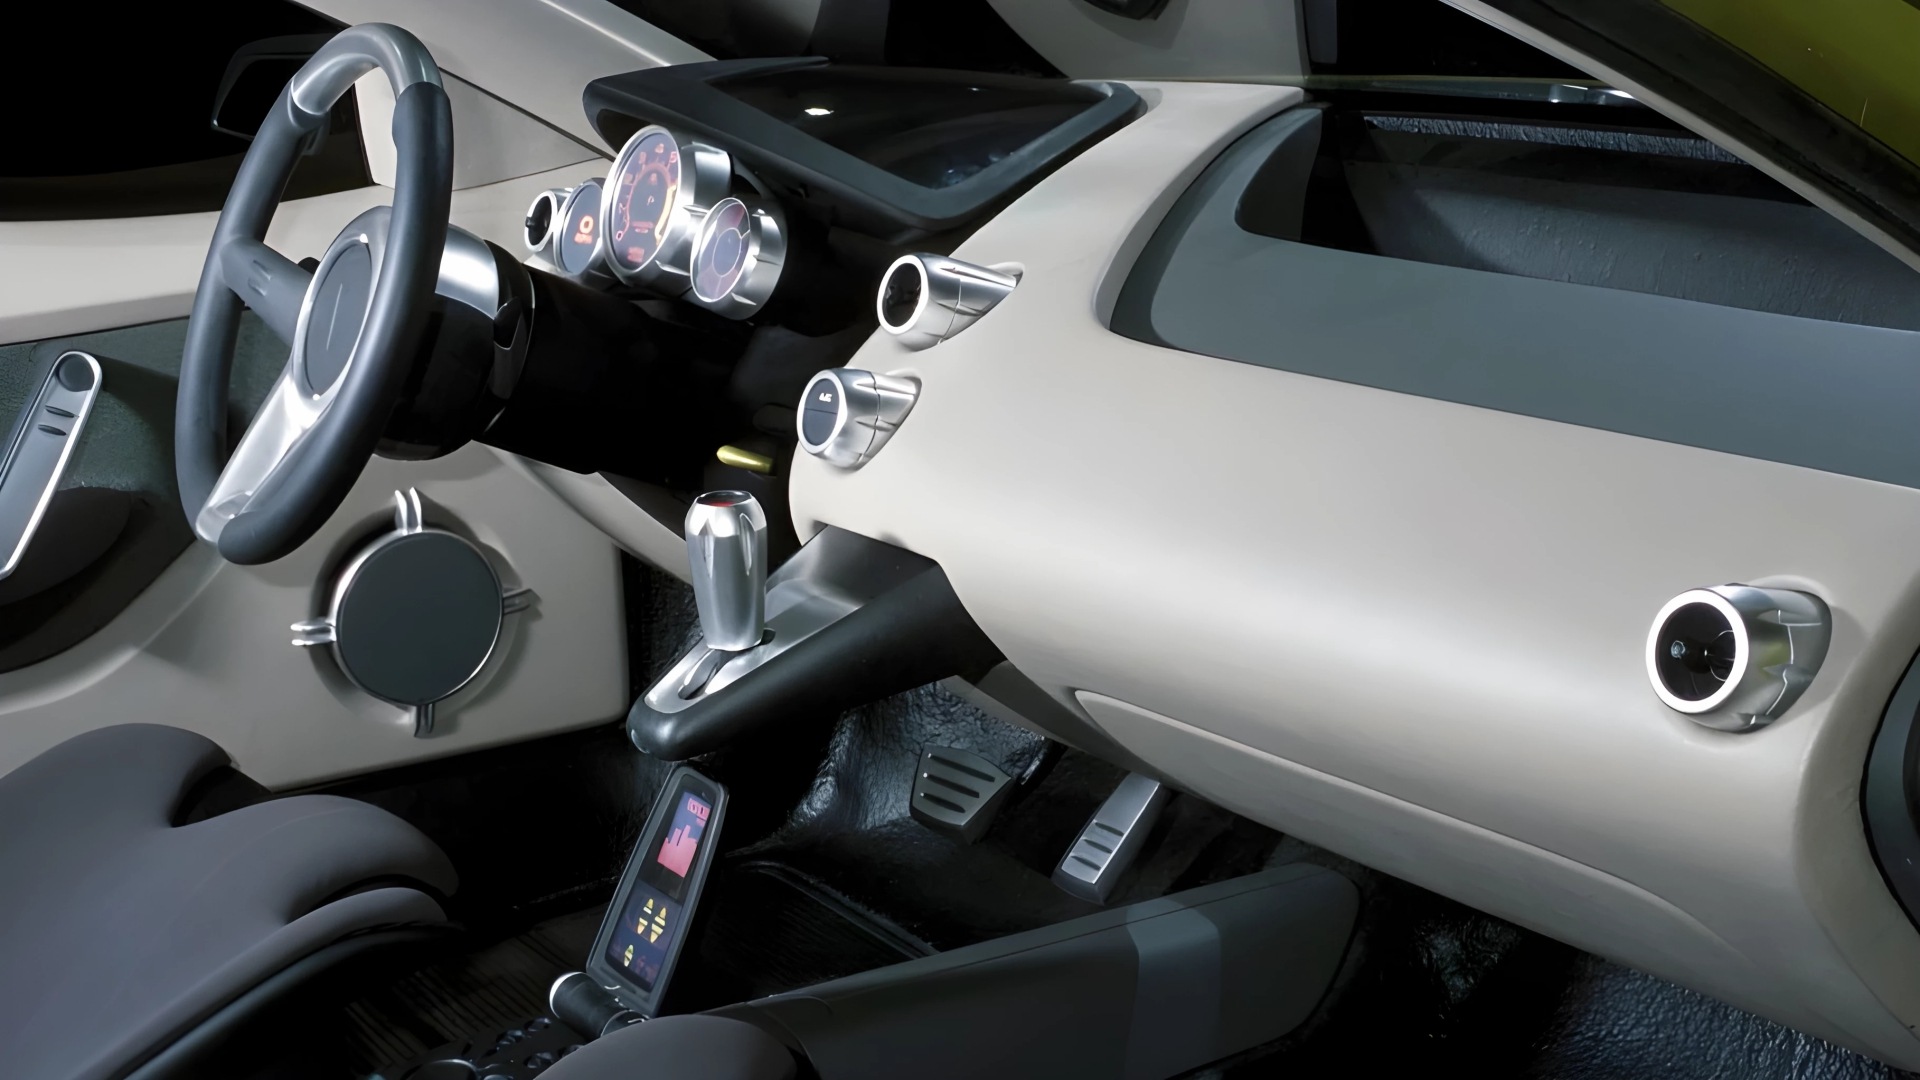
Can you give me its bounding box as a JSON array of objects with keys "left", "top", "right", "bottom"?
[{"left": 0, "top": 351, "right": 103, "bottom": 582}]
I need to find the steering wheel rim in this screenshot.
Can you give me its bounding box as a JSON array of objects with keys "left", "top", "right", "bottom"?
[{"left": 176, "top": 23, "right": 452, "bottom": 565}]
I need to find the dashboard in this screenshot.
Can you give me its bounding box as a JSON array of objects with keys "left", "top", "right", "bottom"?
[
  {"left": 508, "top": 60, "right": 1920, "bottom": 1073},
  {"left": 765, "top": 80, "right": 1920, "bottom": 1072},
  {"left": 525, "top": 59, "right": 1140, "bottom": 311},
  {"left": 504, "top": 60, "right": 1140, "bottom": 558}
]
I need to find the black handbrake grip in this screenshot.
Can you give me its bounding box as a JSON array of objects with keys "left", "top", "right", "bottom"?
[{"left": 626, "top": 529, "right": 1004, "bottom": 761}]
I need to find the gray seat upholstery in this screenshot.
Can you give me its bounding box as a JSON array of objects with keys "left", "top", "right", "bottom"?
[
  {"left": 542, "top": 1015, "right": 798, "bottom": 1080},
  {"left": 0, "top": 724, "right": 458, "bottom": 1080}
]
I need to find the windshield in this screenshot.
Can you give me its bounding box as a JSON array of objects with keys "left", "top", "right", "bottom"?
[{"left": 1659, "top": 0, "right": 1920, "bottom": 169}]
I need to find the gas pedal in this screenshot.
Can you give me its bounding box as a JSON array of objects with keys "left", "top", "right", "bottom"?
[{"left": 1053, "top": 773, "right": 1171, "bottom": 904}]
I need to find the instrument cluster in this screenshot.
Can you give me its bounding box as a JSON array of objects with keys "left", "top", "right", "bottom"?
[{"left": 522, "top": 125, "right": 785, "bottom": 320}]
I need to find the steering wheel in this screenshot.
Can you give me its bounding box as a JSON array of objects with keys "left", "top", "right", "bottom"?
[{"left": 176, "top": 24, "right": 452, "bottom": 565}]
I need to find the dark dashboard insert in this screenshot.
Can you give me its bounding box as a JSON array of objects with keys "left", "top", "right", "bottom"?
[
  {"left": 1862, "top": 648, "right": 1920, "bottom": 934},
  {"left": 1111, "top": 106, "right": 1920, "bottom": 494},
  {"left": 582, "top": 58, "right": 1142, "bottom": 239}
]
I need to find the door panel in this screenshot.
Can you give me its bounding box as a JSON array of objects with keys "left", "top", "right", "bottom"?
[
  {"left": 0, "top": 315, "right": 279, "bottom": 670},
  {"left": 0, "top": 160, "right": 637, "bottom": 784}
]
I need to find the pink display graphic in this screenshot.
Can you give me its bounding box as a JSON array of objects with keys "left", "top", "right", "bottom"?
[{"left": 655, "top": 794, "right": 710, "bottom": 878}]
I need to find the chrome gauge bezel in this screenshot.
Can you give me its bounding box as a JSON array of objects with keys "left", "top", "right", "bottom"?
[
  {"left": 601, "top": 124, "right": 732, "bottom": 293},
  {"left": 553, "top": 178, "right": 611, "bottom": 280},
  {"left": 689, "top": 196, "right": 787, "bottom": 318},
  {"left": 523, "top": 186, "right": 571, "bottom": 255}
]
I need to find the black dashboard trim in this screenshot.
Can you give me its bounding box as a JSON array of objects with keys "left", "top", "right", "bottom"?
[
  {"left": 1863, "top": 644, "right": 1920, "bottom": 935},
  {"left": 582, "top": 58, "right": 1142, "bottom": 241}
]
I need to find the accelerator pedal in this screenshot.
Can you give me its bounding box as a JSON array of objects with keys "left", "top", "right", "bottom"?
[
  {"left": 910, "top": 746, "right": 1014, "bottom": 844},
  {"left": 1053, "top": 773, "right": 1172, "bottom": 904}
]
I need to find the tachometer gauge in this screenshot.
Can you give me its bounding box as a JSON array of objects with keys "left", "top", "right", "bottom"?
[
  {"left": 601, "top": 125, "right": 731, "bottom": 291},
  {"left": 689, "top": 197, "right": 786, "bottom": 319}
]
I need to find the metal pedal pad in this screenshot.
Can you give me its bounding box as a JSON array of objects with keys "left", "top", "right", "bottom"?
[
  {"left": 1053, "top": 773, "right": 1172, "bottom": 904},
  {"left": 910, "top": 746, "right": 1014, "bottom": 844}
]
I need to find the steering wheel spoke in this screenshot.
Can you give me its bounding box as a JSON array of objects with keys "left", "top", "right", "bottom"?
[
  {"left": 218, "top": 238, "right": 311, "bottom": 346},
  {"left": 193, "top": 370, "right": 323, "bottom": 544}
]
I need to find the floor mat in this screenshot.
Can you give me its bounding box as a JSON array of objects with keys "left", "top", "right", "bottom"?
[
  {"left": 670, "top": 861, "right": 933, "bottom": 1013},
  {"left": 342, "top": 909, "right": 601, "bottom": 1076},
  {"left": 1208, "top": 844, "right": 1920, "bottom": 1080}
]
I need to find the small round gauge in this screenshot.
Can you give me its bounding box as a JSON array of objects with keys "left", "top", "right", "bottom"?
[
  {"left": 555, "top": 178, "right": 607, "bottom": 277},
  {"left": 689, "top": 197, "right": 786, "bottom": 318},
  {"left": 604, "top": 127, "right": 681, "bottom": 277}
]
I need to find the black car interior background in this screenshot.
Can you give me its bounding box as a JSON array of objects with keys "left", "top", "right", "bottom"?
[{"left": 7, "top": 1, "right": 1920, "bottom": 1077}]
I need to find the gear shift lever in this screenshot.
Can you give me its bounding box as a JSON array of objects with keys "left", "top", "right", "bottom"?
[{"left": 679, "top": 492, "right": 768, "bottom": 697}]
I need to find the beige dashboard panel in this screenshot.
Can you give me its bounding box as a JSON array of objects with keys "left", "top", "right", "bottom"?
[
  {"left": 788, "top": 82, "right": 1920, "bottom": 1065},
  {"left": 0, "top": 444, "right": 628, "bottom": 789}
]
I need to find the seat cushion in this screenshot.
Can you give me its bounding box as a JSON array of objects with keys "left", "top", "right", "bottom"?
[
  {"left": 542, "top": 1015, "right": 798, "bottom": 1080},
  {"left": 0, "top": 724, "right": 458, "bottom": 1080}
]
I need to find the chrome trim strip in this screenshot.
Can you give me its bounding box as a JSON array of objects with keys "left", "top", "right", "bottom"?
[{"left": 0, "top": 352, "right": 103, "bottom": 581}]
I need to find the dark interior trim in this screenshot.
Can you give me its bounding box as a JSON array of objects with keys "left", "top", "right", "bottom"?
[
  {"left": 1112, "top": 108, "right": 1920, "bottom": 492},
  {"left": 1862, "top": 646, "right": 1920, "bottom": 935},
  {"left": 122, "top": 925, "right": 460, "bottom": 1080}
]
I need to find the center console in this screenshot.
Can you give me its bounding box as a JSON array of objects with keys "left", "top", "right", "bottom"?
[
  {"left": 585, "top": 768, "right": 728, "bottom": 1019},
  {"left": 371, "top": 479, "right": 1366, "bottom": 1080},
  {"left": 373, "top": 768, "right": 730, "bottom": 1080}
]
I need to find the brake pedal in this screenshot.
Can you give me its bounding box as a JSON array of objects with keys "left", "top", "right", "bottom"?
[
  {"left": 1053, "top": 773, "right": 1171, "bottom": 904},
  {"left": 910, "top": 746, "right": 1014, "bottom": 844}
]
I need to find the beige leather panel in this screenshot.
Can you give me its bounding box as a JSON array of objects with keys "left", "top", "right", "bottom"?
[
  {"left": 789, "top": 82, "right": 1920, "bottom": 1066},
  {"left": 0, "top": 445, "right": 628, "bottom": 788}
]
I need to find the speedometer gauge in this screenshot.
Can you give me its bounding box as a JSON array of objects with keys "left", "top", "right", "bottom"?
[
  {"left": 601, "top": 125, "right": 731, "bottom": 291},
  {"left": 606, "top": 129, "right": 678, "bottom": 273},
  {"left": 689, "top": 197, "right": 786, "bottom": 319}
]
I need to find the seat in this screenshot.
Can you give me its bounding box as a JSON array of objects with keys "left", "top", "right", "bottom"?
[{"left": 0, "top": 724, "right": 458, "bottom": 1080}]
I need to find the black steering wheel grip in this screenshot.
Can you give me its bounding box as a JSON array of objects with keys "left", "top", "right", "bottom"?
[{"left": 176, "top": 24, "right": 453, "bottom": 565}]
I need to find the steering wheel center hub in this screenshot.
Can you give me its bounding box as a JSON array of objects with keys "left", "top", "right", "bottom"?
[{"left": 302, "top": 239, "right": 374, "bottom": 395}]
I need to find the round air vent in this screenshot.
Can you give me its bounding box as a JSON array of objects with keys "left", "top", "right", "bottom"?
[
  {"left": 1645, "top": 585, "right": 1830, "bottom": 732},
  {"left": 524, "top": 187, "right": 568, "bottom": 253},
  {"left": 876, "top": 253, "right": 1018, "bottom": 350}
]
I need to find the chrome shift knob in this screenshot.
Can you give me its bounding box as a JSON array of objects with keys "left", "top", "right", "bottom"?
[{"left": 686, "top": 491, "right": 767, "bottom": 652}]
